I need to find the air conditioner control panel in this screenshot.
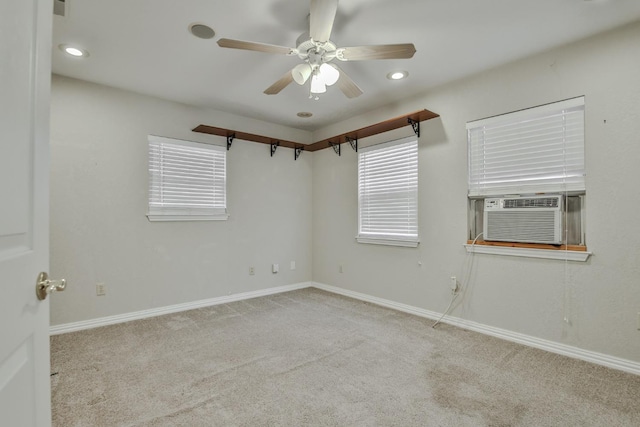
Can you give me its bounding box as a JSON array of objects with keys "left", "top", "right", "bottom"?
[{"left": 484, "top": 198, "right": 501, "bottom": 209}]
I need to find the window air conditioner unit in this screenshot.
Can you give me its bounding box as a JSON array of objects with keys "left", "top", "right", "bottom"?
[{"left": 483, "top": 195, "right": 563, "bottom": 244}]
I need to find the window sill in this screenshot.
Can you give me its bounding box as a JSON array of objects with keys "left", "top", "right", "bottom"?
[
  {"left": 146, "top": 213, "right": 229, "bottom": 222},
  {"left": 464, "top": 241, "right": 591, "bottom": 262},
  {"left": 356, "top": 236, "right": 419, "bottom": 248}
]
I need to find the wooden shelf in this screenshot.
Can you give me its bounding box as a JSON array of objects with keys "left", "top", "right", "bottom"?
[
  {"left": 191, "top": 125, "right": 302, "bottom": 150},
  {"left": 192, "top": 109, "right": 439, "bottom": 153},
  {"left": 307, "top": 109, "right": 439, "bottom": 152}
]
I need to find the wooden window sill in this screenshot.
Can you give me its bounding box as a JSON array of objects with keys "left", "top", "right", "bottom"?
[{"left": 464, "top": 241, "right": 591, "bottom": 262}]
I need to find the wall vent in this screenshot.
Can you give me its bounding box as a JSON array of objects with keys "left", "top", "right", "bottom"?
[{"left": 54, "top": 0, "right": 66, "bottom": 17}]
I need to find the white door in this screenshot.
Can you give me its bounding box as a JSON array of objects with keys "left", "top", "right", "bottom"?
[{"left": 0, "top": 0, "right": 54, "bottom": 426}]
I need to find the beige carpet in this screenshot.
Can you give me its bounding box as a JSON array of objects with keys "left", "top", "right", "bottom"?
[{"left": 50, "top": 288, "right": 640, "bottom": 426}]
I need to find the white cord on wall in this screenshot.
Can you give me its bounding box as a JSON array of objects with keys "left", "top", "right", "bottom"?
[{"left": 431, "top": 232, "right": 483, "bottom": 328}]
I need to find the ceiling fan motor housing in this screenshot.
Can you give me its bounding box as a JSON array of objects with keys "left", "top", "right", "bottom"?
[{"left": 296, "top": 33, "right": 337, "bottom": 66}]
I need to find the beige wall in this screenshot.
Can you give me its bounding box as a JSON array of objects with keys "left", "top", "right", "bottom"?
[
  {"left": 312, "top": 22, "right": 640, "bottom": 363},
  {"left": 50, "top": 75, "right": 313, "bottom": 325}
]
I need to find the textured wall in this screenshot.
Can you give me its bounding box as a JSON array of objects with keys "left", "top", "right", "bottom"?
[
  {"left": 311, "top": 22, "right": 640, "bottom": 363},
  {"left": 50, "top": 75, "right": 313, "bottom": 325}
]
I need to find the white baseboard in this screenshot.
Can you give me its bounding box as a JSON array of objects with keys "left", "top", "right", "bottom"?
[
  {"left": 311, "top": 282, "right": 640, "bottom": 376},
  {"left": 49, "top": 282, "right": 312, "bottom": 335}
]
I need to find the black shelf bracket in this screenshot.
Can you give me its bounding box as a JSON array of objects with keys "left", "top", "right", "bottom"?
[
  {"left": 270, "top": 141, "right": 279, "bottom": 157},
  {"left": 408, "top": 118, "right": 420, "bottom": 137},
  {"left": 294, "top": 146, "right": 304, "bottom": 160},
  {"left": 226, "top": 133, "right": 235, "bottom": 151},
  {"left": 346, "top": 136, "right": 358, "bottom": 152},
  {"left": 328, "top": 142, "right": 341, "bottom": 156}
]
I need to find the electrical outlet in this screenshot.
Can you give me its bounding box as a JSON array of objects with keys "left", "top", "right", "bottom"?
[
  {"left": 272, "top": 263, "right": 279, "bottom": 274},
  {"left": 249, "top": 267, "right": 255, "bottom": 275},
  {"left": 290, "top": 261, "right": 296, "bottom": 270},
  {"left": 339, "top": 265, "right": 343, "bottom": 273},
  {"left": 96, "top": 283, "right": 106, "bottom": 296},
  {"left": 637, "top": 312, "right": 640, "bottom": 331},
  {"left": 450, "top": 276, "right": 458, "bottom": 293}
]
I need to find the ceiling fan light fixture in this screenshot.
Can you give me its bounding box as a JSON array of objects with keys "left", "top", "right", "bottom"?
[
  {"left": 292, "top": 63, "right": 312, "bottom": 85},
  {"left": 310, "top": 72, "right": 327, "bottom": 94},
  {"left": 319, "top": 63, "right": 339, "bottom": 86}
]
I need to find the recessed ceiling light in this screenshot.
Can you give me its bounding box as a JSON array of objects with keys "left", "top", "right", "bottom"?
[
  {"left": 297, "top": 112, "right": 313, "bottom": 118},
  {"left": 59, "top": 44, "right": 89, "bottom": 57},
  {"left": 189, "top": 23, "right": 215, "bottom": 40},
  {"left": 387, "top": 71, "right": 408, "bottom": 80}
]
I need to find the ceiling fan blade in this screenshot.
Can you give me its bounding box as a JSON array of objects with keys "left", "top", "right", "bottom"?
[
  {"left": 331, "top": 64, "right": 363, "bottom": 98},
  {"left": 217, "top": 38, "right": 295, "bottom": 55},
  {"left": 264, "top": 70, "right": 295, "bottom": 95},
  {"left": 336, "top": 43, "right": 416, "bottom": 61},
  {"left": 310, "top": 0, "right": 338, "bottom": 43}
]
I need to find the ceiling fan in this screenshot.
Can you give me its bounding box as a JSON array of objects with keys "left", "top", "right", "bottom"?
[{"left": 217, "top": 0, "right": 416, "bottom": 100}]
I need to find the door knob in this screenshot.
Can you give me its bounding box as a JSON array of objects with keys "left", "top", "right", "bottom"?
[{"left": 36, "top": 272, "right": 66, "bottom": 300}]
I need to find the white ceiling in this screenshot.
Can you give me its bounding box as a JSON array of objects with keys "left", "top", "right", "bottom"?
[{"left": 52, "top": 0, "right": 640, "bottom": 131}]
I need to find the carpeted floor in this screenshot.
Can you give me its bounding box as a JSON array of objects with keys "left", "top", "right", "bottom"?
[{"left": 50, "top": 288, "right": 640, "bottom": 426}]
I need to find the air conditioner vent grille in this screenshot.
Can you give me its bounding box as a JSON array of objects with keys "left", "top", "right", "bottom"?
[
  {"left": 484, "top": 195, "right": 563, "bottom": 244},
  {"left": 503, "top": 197, "right": 559, "bottom": 208},
  {"left": 486, "top": 211, "right": 558, "bottom": 243}
]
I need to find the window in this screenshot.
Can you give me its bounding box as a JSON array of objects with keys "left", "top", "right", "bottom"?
[
  {"left": 357, "top": 136, "right": 419, "bottom": 247},
  {"left": 466, "top": 97, "right": 586, "bottom": 250},
  {"left": 147, "top": 135, "right": 228, "bottom": 221},
  {"left": 467, "top": 96, "right": 585, "bottom": 197}
]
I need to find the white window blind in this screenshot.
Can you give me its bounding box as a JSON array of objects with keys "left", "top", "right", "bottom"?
[
  {"left": 148, "top": 135, "right": 228, "bottom": 221},
  {"left": 467, "top": 97, "right": 585, "bottom": 197},
  {"left": 358, "top": 136, "right": 419, "bottom": 247}
]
